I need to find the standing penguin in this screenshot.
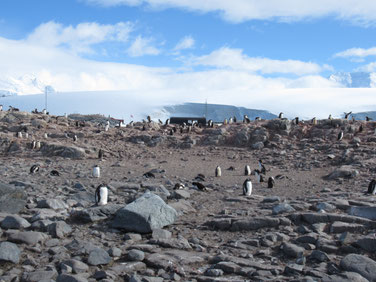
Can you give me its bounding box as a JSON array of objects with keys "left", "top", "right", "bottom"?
[
  {"left": 30, "top": 164, "right": 40, "bottom": 174},
  {"left": 243, "top": 179, "right": 252, "bottom": 196},
  {"left": 215, "top": 166, "right": 222, "bottom": 177},
  {"left": 278, "top": 112, "right": 284, "bottom": 119},
  {"left": 95, "top": 184, "right": 108, "bottom": 206},
  {"left": 98, "top": 149, "right": 104, "bottom": 160},
  {"left": 92, "top": 165, "right": 100, "bottom": 178},
  {"left": 73, "top": 135, "right": 78, "bottom": 142},
  {"left": 245, "top": 165, "right": 251, "bottom": 176},
  {"left": 368, "top": 179, "right": 376, "bottom": 195},
  {"left": 268, "top": 177, "right": 275, "bottom": 188},
  {"left": 35, "top": 141, "right": 41, "bottom": 150},
  {"left": 31, "top": 140, "right": 36, "bottom": 149},
  {"left": 258, "top": 160, "right": 266, "bottom": 175},
  {"left": 312, "top": 117, "right": 317, "bottom": 125},
  {"left": 337, "top": 131, "right": 344, "bottom": 141}
]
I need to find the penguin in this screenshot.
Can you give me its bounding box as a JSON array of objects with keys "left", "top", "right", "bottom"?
[
  {"left": 366, "top": 116, "right": 372, "bottom": 121},
  {"left": 35, "top": 141, "right": 41, "bottom": 150},
  {"left": 92, "top": 165, "right": 100, "bottom": 178},
  {"left": 98, "top": 149, "right": 104, "bottom": 160},
  {"left": 0, "top": 105, "right": 2, "bottom": 111},
  {"left": 344, "top": 111, "right": 352, "bottom": 120},
  {"left": 268, "top": 177, "right": 275, "bottom": 188},
  {"left": 359, "top": 125, "right": 363, "bottom": 133},
  {"left": 195, "top": 174, "right": 206, "bottom": 182},
  {"left": 227, "top": 166, "right": 236, "bottom": 171},
  {"left": 223, "top": 119, "right": 228, "bottom": 125},
  {"left": 254, "top": 169, "right": 264, "bottom": 183},
  {"left": 165, "top": 119, "right": 170, "bottom": 125},
  {"left": 17, "top": 132, "right": 22, "bottom": 138},
  {"left": 169, "top": 129, "right": 174, "bottom": 136},
  {"left": 294, "top": 117, "right": 299, "bottom": 125},
  {"left": 337, "top": 131, "right": 344, "bottom": 141},
  {"left": 215, "top": 166, "right": 222, "bottom": 177},
  {"left": 245, "top": 165, "right": 251, "bottom": 176},
  {"left": 255, "top": 117, "right": 261, "bottom": 121},
  {"left": 229, "top": 117, "right": 233, "bottom": 124},
  {"left": 142, "top": 125, "right": 146, "bottom": 131},
  {"left": 278, "top": 112, "right": 284, "bottom": 119},
  {"left": 258, "top": 160, "right": 266, "bottom": 174},
  {"left": 328, "top": 114, "right": 332, "bottom": 120},
  {"left": 31, "top": 140, "right": 36, "bottom": 150},
  {"left": 243, "top": 115, "right": 251, "bottom": 123},
  {"left": 368, "top": 180, "right": 376, "bottom": 195},
  {"left": 207, "top": 120, "right": 213, "bottom": 128},
  {"left": 243, "top": 179, "right": 252, "bottom": 196},
  {"left": 30, "top": 165, "right": 40, "bottom": 174},
  {"left": 25, "top": 133, "right": 29, "bottom": 139},
  {"left": 312, "top": 117, "right": 317, "bottom": 125},
  {"left": 95, "top": 184, "right": 108, "bottom": 206},
  {"left": 187, "top": 125, "right": 192, "bottom": 133},
  {"left": 73, "top": 135, "right": 78, "bottom": 142},
  {"left": 50, "top": 170, "right": 60, "bottom": 176},
  {"left": 174, "top": 183, "right": 185, "bottom": 190},
  {"left": 233, "top": 116, "right": 237, "bottom": 123},
  {"left": 192, "top": 182, "right": 206, "bottom": 191},
  {"left": 147, "top": 116, "right": 151, "bottom": 123},
  {"left": 44, "top": 133, "right": 48, "bottom": 139},
  {"left": 158, "top": 119, "right": 163, "bottom": 124}
]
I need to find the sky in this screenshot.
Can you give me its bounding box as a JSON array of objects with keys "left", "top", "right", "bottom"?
[{"left": 0, "top": 0, "right": 376, "bottom": 117}]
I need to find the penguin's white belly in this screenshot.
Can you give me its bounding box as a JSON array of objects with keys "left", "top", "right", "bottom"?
[
  {"left": 98, "top": 187, "right": 108, "bottom": 205},
  {"left": 244, "top": 182, "right": 252, "bottom": 196}
]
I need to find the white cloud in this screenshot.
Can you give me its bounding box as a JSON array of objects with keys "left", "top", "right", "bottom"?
[
  {"left": 356, "top": 62, "right": 376, "bottom": 72},
  {"left": 334, "top": 47, "right": 376, "bottom": 58},
  {"left": 126, "top": 36, "right": 160, "bottom": 57},
  {"left": 173, "top": 35, "right": 195, "bottom": 51},
  {"left": 27, "top": 21, "right": 133, "bottom": 54},
  {"left": 191, "top": 47, "right": 325, "bottom": 75},
  {"left": 83, "top": 0, "right": 376, "bottom": 25}
]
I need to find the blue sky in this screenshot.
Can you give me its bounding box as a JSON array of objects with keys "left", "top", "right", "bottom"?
[{"left": 0, "top": 0, "right": 375, "bottom": 117}]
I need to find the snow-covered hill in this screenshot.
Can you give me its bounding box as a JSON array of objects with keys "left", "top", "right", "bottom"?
[
  {"left": 0, "top": 74, "right": 55, "bottom": 96},
  {"left": 329, "top": 72, "right": 376, "bottom": 88}
]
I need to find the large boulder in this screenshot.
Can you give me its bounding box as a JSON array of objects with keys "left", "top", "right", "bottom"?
[
  {"left": 111, "top": 192, "right": 177, "bottom": 233},
  {"left": 325, "top": 166, "right": 359, "bottom": 180},
  {"left": 340, "top": 254, "right": 376, "bottom": 281},
  {"left": 0, "top": 182, "right": 27, "bottom": 213},
  {"left": 40, "top": 143, "right": 85, "bottom": 159}
]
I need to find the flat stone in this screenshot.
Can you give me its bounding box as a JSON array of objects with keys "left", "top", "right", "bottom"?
[
  {"left": 48, "top": 221, "right": 72, "bottom": 238},
  {"left": 0, "top": 182, "right": 27, "bottom": 213},
  {"left": 37, "top": 199, "right": 68, "bottom": 210},
  {"left": 309, "top": 250, "right": 330, "bottom": 262},
  {"left": 22, "top": 270, "right": 58, "bottom": 282},
  {"left": 355, "top": 237, "right": 376, "bottom": 252},
  {"left": 231, "top": 217, "right": 280, "bottom": 231},
  {"left": 1, "top": 214, "right": 31, "bottom": 229},
  {"left": 0, "top": 241, "right": 21, "bottom": 263},
  {"left": 272, "top": 203, "right": 296, "bottom": 215},
  {"left": 70, "top": 204, "right": 122, "bottom": 223},
  {"left": 330, "top": 221, "right": 364, "bottom": 233},
  {"left": 87, "top": 248, "right": 111, "bottom": 266},
  {"left": 7, "top": 230, "right": 48, "bottom": 246},
  {"left": 61, "top": 259, "right": 89, "bottom": 274},
  {"left": 348, "top": 206, "right": 376, "bottom": 220},
  {"left": 322, "top": 271, "right": 368, "bottom": 282},
  {"left": 152, "top": 229, "right": 172, "bottom": 239},
  {"left": 173, "top": 190, "right": 191, "bottom": 199},
  {"left": 56, "top": 273, "right": 89, "bottom": 282},
  {"left": 127, "top": 249, "right": 145, "bottom": 261},
  {"left": 340, "top": 254, "right": 376, "bottom": 281},
  {"left": 281, "top": 242, "right": 305, "bottom": 258}
]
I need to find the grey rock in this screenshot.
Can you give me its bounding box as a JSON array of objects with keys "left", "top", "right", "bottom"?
[
  {"left": 37, "top": 199, "right": 68, "bottom": 210},
  {"left": 150, "top": 237, "right": 192, "bottom": 250},
  {"left": 47, "top": 221, "right": 72, "bottom": 238},
  {"left": 205, "top": 268, "right": 224, "bottom": 277},
  {"left": 64, "top": 239, "right": 98, "bottom": 255},
  {"left": 348, "top": 206, "right": 376, "bottom": 220},
  {"left": 216, "top": 261, "right": 240, "bottom": 274},
  {"left": 173, "top": 190, "right": 191, "bottom": 199},
  {"left": 61, "top": 259, "right": 89, "bottom": 274},
  {"left": 152, "top": 229, "right": 172, "bottom": 239},
  {"left": 127, "top": 249, "right": 145, "bottom": 261},
  {"left": 322, "top": 271, "right": 369, "bottom": 282},
  {"left": 251, "top": 141, "right": 264, "bottom": 150},
  {"left": 22, "top": 270, "right": 58, "bottom": 282},
  {"left": 281, "top": 242, "right": 305, "bottom": 258},
  {"left": 309, "top": 250, "right": 330, "bottom": 262},
  {"left": 0, "top": 241, "right": 21, "bottom": 263},
  {"left": 1, "top": 214, "right": 31, "bottom": 229},
  {"left": 231, "top": 217, "right": 280, "bottom": 231},
  {"left": 87, "top": 248, "right": 111, "bottom": 266},
  {"left": 112, "top": 192, "right": 178, "bottom": 233},
  {"left": 340, "top": 254, "right": 376, "bottom": 281},
  {"left": 272, "top": 203, "right": 296, "bottom": 215},
  {"left": 7, "top": 230, "right": 48, "bottom": 246},
  {"left": 40, "top": 143, "right": 85, "bottom": 159},
  {"left": 316, "top": 202, "right": 336, "bottom": 212},
  {"left": 0, "top": 182, "right": 27, "bottom": 213},
  {"left": 262, "top": 196, "right": 280, "bottom": 203},
  {"left": 70, "top": 204, "right": 122, "bottom": 223},
  {"left": 108, "top": 247, "right": 122, "bottom": 257},
  {"left": 284, "top": 263, "right": 304, "bottom": 275},
  {"left": 56, "top": 274, "right": 88, "bottom": 282},
  {"left": 355, "top": 237, "right": 376, "bottom": 252},
  {"left": 330, "top": 221, "right": 364, "bottom": 233}
]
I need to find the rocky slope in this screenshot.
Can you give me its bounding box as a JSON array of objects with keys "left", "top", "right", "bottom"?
[{"left": 0, "top": 110, "right": 376, "bottom": 281}]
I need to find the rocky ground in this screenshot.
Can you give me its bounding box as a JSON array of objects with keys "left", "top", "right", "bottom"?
[{"left": 0, "top": 110, "right": 376, "bottom": 282}]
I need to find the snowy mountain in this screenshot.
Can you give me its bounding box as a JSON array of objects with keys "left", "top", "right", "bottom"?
[
  {"left": 329, "top": 72, "right": 376, "bottom": 88},
  {"left": 0, "top": 74, "right": 55, "bottom": 96}
]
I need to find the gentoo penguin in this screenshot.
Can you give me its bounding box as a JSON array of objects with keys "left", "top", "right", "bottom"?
[
  {"left": 344, "top": 111, "right": 352, "bottom": 119},
  {"left": 328, "top": 114, "right": 332, "bottom": 120},
  {"left": 359, "top": 125, "right": 363, "bottom": 133},
  {"left": 243, "top": 115, "right": 251, "bottom": 123},
  {"left": 25, "top": 133, "right": 29, "bottom": 139},
  {"left": 243, "top": 179, "right": 252, "bottom": 196},
  {"left": 215, "top": 166, "right": 222, "bottom": 177},
  {"left": 169, "top": 129, "right": 174, "bottom": 136},
  {"left": 255, "top": 117, "right": 261, "bottom": 121},
  {"left": 229, "top": 117, "right": 233, "bottom": 124},
  {"left": 142, "top": 125, "right": 146, "bottom": 131},
  {"left": 258, "top": 160, "right": 266, "bottom": 174},
  {"left": 192, "top": 182, "right": 206, "bottom": 191},
  {"left": 31, "top": 140, "right": 36, "bottom": 150},
  {"left": 165, "top": 119, "right": 170, "bottom": 125},
  {"left": 98, "top": 149, "right": 104, "bottom": 160},
  {"left": 158, "top": 119, "right": 163, "bottom": 124},
  {"left": 227, "top": 166, "right": 235, "bottom": 171},
  {"left": 30, "top": 165, "right": 40, "bottom": 174},
  {"left": 73, "top": 135, "right": 78, "bottom": 142},
  {"left": 207, "top": 119, "right": 213, "bottom": 128},
  {"left": 368, "top": 180, "right": 376, "bottom": 195},
  {"left": 233, "top": 116, "right": 237, "bottom": 123},
  {"left": 92, "top": 165, "right": 100, "bottom": 178},
  {"left": 278, "top": 112, "right": 284, "bottom": 119},
  {"left": 312, "top": 117, "right": 317, "bottom": 125},
  {"left": 366, "top": 116, "right": 372, "bottom": 121},
  {"left": 17, "top": 132, "right": 22, "bottom": 138},
  {"left": 147, "top": 115, "right": 151, "bottom": 123},
  {"left": 0, "top": 105, "right": 2, "bottom": 111},
  {"left": 44, "top": 133, "right": 48, "bottom": 139},
  {"left": 174, "top": 183, "right": 185, "bottom": 190},
  {"left": 294, "top": 117, "right": 299, "bottom": 125},
  {"left": 35, "top": 141, "right": 41, "bottom": 150},
  {"left": 245, "top": 165, "right": 251, "bottom": 176},
  {"left": 50, "top": 170, "right": 60, "bottom": 176},
  {"left": 95, "top": 184, "right": 108, "bottom": 206},
  {"left": 254, "top": 169, "right": 264, "bottom": 183},
  {"left": 223, "top": 119, "right": 228, "bottom": 125},
  {"left": 268, "top": 177, "right": 275, "bottom": 188},
  {"left": 337, "top": 131, "right": 344, "bottom": 141}
]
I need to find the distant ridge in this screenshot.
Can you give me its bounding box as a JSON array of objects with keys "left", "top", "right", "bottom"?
[{"left": 164, "top": 102, "right": 277, "bottom": 122}]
